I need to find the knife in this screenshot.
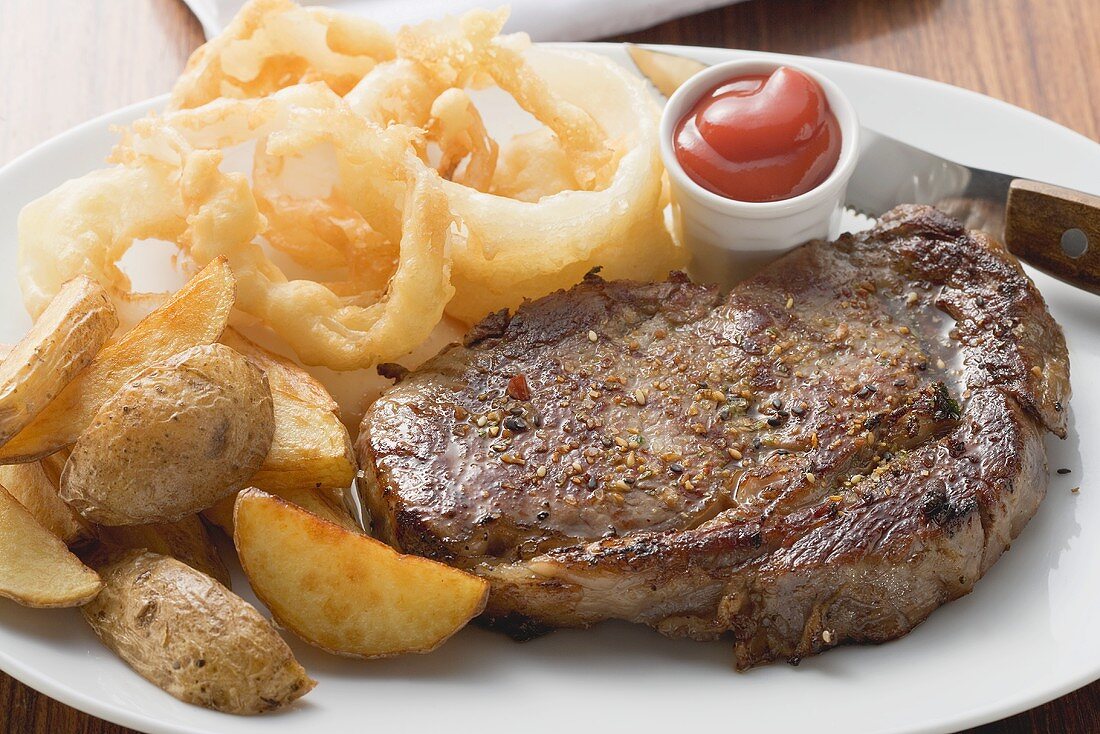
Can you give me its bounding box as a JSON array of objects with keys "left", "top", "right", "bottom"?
[{"left": 626, "top": 44, "right": 1100, "bottom": 295}]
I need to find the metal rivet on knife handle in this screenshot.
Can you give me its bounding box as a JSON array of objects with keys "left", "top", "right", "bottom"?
[{"left": 1005, "top": 179, "right": 1100, "bottom": 295}]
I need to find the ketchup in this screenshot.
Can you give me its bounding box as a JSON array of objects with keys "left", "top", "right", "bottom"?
[{"left": 674, "top": 67, "right": 841, "bottom": 203}]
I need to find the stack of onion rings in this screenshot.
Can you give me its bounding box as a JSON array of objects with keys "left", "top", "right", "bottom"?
[{"left": 19, "top": 1, "right": 683, "bottom": 370}]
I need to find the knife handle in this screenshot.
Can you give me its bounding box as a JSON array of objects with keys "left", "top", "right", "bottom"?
[{"left": 1005, "top": 179, "right": 1100, "bottom": 295}]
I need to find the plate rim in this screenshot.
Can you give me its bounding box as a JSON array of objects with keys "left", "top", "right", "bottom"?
[{"left": 1, "top": 41, "right": 1098, "bottom": 734}]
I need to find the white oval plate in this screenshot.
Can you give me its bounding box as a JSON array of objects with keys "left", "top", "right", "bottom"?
[{"left": 0, "top": 43, "right": 1097, "bottom": 734}]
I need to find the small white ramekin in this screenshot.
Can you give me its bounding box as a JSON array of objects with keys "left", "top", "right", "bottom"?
[{"left": 659, "top": 58, "right": 860, "bottom": 285}]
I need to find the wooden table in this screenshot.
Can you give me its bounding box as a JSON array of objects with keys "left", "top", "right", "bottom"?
[{"left": 0, "top": 0, "right": 1097, "bottom": 731}]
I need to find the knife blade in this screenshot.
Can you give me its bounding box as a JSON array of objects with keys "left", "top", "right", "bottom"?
[
  {"left": 625, "top": 44, "right": 1100, "bottom": 295},
  {"left": 846, "top": 127, "right": 1013, "bottom": 234}
]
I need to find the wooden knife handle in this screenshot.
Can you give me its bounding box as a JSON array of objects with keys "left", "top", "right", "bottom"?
[{"left": 1005, "top": 179, "right": 1100, "bottom": 294}]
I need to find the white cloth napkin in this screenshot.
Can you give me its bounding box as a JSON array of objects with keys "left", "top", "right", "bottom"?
[{"left": 183, "top": 0, "right": 742, "bottom": 42}]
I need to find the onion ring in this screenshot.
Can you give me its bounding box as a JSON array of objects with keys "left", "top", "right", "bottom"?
[
  {"left": 252, "top": 136, "right": 397, "bottom": 297},
  {"left": 24, "top": 85, "right": 454, "bottom": 370},
  {"left": 21, "top": 4, "right": 681, "bottom": 371},
  {"left": 429, "top": 88, "right": 498, "bottom": 192},
  {"left": 18, "top": 161, "right": 187, "bottom": 320},
  {"left": 180, "top": 149, "right": 454, "bottom": 369},
  {"left": 170, "top": 0, "right": 394, "bottom": 110},
  {"left": 347, "top": 21, "right": 682, "bottom": 323}
]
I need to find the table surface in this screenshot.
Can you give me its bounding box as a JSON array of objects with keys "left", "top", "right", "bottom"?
[{"left": 0, "top": 0, "right": 1097, "bottom": 732}]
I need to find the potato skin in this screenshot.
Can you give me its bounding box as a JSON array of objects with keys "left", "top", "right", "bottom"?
[
  {"left": 97, "top": 514, "right": 232, "bottom": 588},
  {"left": 0, "top": 258, "right": 235, "bottom": 464},
  {"left": 83, "top": 551, "right": 314, "bottom": 714},
  {"left": 61, "top": 344, "right": 275, "bottom": 525},
  {"left": 0, "top": 276, "right": 117, "bottom": 446}
]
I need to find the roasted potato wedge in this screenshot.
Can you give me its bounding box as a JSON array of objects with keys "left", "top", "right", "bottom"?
[
  {"left": 204, "top": 484, "right": 361, "bottom": 537},
  {"left": 0, "top": 452, "right": 92, "bottom": 546},
  {"left": 221, "top": 329, "right": 336, "bottom": 409},
  {"left": 221, "top": 330, "right": 356, "bottom": 491},
  {"left": 0, "top": 258, "right": 235, "bottom": 464},
  {"left": 256, "top": 397, "right": 357, "bottom": 491},
  {"left": 61, "top": 343, "right": 275, "bottom": 526},
  {"left": 0, "top": 276, "right": 117, "bottom": 446},
  {"left": 97, "top": 515, "right": 231, "bottom": 588},
  {"left": 0, "top": 484, "right": 101, "bottom": 607},
  {"left": 83, "top": 551, "right": 314, "bottom": 714},
  {"left": 235, "top": 489, "right": 488, "bottom": 657}
]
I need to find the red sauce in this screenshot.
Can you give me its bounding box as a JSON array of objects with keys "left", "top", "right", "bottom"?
[{"left": 674, "top": 67, "right": 841, "bottom": 203}]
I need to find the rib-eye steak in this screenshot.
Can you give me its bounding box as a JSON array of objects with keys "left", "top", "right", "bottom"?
[{"left": 357, "top": 205, "right": 1070, "bottom": 668}]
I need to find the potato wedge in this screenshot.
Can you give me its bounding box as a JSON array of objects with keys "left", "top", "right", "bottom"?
[
  {"left": 0, "top": 452, "right": 92, "bottom": 546},
  {"left": 0, "top": 484, "right": 101, "bottom": 607},
  {"left": 200, "top": 497, "right": 236, "bottom": 537},
  {"left": 255, "top": 397, "right": 357, "bottom": 491},
  {"left": 0, "top": 276, "right": 117, "bottom": 446},
  {"left": 61, "top": 343, "right": 275, "bottom": 526},
  {"left": 204, "top": 484, "right": 361, "bottom": 537},
  {"left": 221, "top": 330, "right": 356, "bottom": 491},
  {"left": 97, "top": 515, "right": 231, "bottom": 588},
  {"left": 235, "top": 488, "right": 488, "bottom": 657},
  {"left": 0, "top": 258, "right": 235, "bottom": 464},
  {"left": 83, "top": 551, "right": 314, "bottom": 714},
  {"left": 221, "top": 328, "right": 337, "bottom": 410}
]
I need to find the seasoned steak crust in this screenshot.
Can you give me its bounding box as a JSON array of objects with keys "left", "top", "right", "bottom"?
[{"left": 357, "top": 205, "right": 1070, "bottom": 668}]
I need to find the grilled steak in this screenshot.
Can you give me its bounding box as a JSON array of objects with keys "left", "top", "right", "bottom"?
[{"left": 357, "top": 205, "right": 1070, "bottom": 668}]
